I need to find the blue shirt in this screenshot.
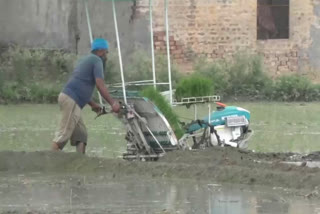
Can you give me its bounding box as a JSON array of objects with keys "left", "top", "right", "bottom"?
[{"left": 63, "top": 54, "right": 104, "bottom": 108}]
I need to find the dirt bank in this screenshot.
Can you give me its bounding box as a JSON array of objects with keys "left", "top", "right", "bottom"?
[{"left": 0, "top": 148, "right": 319, "bottom": 197}]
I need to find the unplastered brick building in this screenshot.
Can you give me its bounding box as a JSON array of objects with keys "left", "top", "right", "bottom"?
[
  {"left": 1, "top": 0, "right": 320, "bottom": 78},
  {"left": 137, "top": 0, "right": 320, "bottom": 77}
]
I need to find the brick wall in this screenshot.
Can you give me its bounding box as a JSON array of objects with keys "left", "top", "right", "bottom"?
[{"left": 137, "top": 0, "right": 320, "bottom": 77}]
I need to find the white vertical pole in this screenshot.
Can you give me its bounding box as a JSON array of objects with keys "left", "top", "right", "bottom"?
[
  {"left": 85, "top": 0, "right": 93, "bottom": 44},
  {"left": 149, "top": 0, "right": 156, "bottom": 89},
  {"left": 208, "top": 190, "right": 212, "bottom": 214},
  {"left": 85, "top": 0, "right": 103, "bottom": 105},
  {"left": 112, "top": 0, "right": 127, "bottom": 104},
  {"left": 208, "top": 103, "right": 211, "bottom": 124},
  {"left": 165, "top": 0, "right": 173, "bottom": 105}
]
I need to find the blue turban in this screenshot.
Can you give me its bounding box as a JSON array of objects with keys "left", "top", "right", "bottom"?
[{"left": 91, "top": 38, "right": 109, "bottom": 51}]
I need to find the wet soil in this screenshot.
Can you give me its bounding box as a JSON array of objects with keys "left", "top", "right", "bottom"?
[
  {"left": 0, "top": 147, "right": 320, "bottom": 197},
  {"left": 1, "top": 174, "right": 319, "bottom": 214}
]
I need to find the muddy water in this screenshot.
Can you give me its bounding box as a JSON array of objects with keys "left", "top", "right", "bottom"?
[
  {"left": 2, "top": 104, "right": 320, "bottom": 213},
  {"left": 3, "top": 103, "right": 320, "bottom": 156},
  {"left": 283, "top": 161, "right": 320, "bottom": 168},
  {"left": 0, "top": 174, "right": 319, "bottom": 214}
]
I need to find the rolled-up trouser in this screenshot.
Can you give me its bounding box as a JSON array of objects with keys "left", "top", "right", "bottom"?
[{"left": 53, "top": 93, "right": 88, "bottom": 148}]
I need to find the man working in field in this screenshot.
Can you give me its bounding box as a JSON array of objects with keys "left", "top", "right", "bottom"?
[{"left": 52, "top": 38, "right": 120, "bottom": 154}]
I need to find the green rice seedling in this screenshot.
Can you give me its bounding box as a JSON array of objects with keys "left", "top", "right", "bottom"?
[
  {"left": 175, "top": 75, "right": 214, "bottom": 101},
  {"left": 141, "top": 87, "right": 184, "bottom": 139}
]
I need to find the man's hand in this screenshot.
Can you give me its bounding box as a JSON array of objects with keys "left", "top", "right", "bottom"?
[
  {"left": 111, "top": 101, "right": 120, "bottom": 113},
  {"left": 95, "top": 78, "right": 120, "bottom": 113},
  {"left": 90, "top": 102, "right": 102, "bottom": 113}
]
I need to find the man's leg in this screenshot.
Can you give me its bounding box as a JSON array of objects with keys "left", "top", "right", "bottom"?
[
  {"left": 52, "top": 141, "right": 67, "bottom": 151},
  {"left": 76, "top": 142, "right": 86, "bottom": 154},
  {"left": 52, "top": 93, "right": 81, "bottom": 151},
  {"left": 71, "top": 117, "right": 88, "bottom": 154},
  {"left": 52, "top": 143, "right": 60, "bottom": 151}
]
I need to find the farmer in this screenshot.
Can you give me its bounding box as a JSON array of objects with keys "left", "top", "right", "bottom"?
[{"left": 51, "top": 38, "right": 120, "bottom": 154}]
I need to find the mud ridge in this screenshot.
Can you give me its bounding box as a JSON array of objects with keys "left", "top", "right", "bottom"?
[{"left": 0, "top": 148, "right": 320, "bottom": 194}]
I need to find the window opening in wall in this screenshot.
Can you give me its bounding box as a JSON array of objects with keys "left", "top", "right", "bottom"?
[{"left": 257, "top": 0, "right": 289, "bottom": 40}]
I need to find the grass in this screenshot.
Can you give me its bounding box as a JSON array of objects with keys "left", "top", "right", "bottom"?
[{"left": 1, "top": 102, "right": 320, "bottom": 157}]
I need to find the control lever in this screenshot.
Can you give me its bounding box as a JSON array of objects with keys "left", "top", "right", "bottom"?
[{"left": 95, "top": 106, "right": 109, "bottom": 119}]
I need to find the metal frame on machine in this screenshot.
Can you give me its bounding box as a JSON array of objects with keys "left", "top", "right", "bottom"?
[
  {"left": 85, "top": 0, "right": 220, "bottom": 125},
  {"left": 84, "top": 0, "right": 174, "bottom": 105},
  {"left": 84, "top": 0, "right": 228, "bottom": 160}
]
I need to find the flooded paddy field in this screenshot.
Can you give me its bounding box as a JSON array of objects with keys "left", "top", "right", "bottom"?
[
  {"left": 0, "top": 104, "right": 126, "bottom": 157},
  {"left": 2, "top": 102, "right": 320, "bottom": 155},
  {"left": 1, "top": 102, "right": 320, "bottom": 213},
  {"left": 0, "top": 150, "right": 320, "bottom": 213},
  {"left": 0, "top": 174, "right": 319, "bottom": 214}
]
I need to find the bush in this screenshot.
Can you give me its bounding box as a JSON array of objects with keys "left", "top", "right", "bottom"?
[
  {"left": 153, "top": 54, "right": 183, "bottom": 90},
  {"left": 3, "top": 46, "right": 320, "bottom": 103},
  {"left": 194, "top": 53, "right": 272, "bottom": 99},
  {"left": 0, "top": 47, "right": 185, "bottom": 103},
  {"left": 106, "top": 51, "right": 183, "bottom": 91},
  {"left": 0, "top": 46, "right": 74, "bottom": 103},
  {"left": 227, "top": 54, "right": 272, "bottom": 98},
  {"left": 194, "top": 58, "right": 229, "bottom": 95},
  {"left": 1, "top": 46, "right": 75, "bottom": 84},
  {"left": 175, "top": 75, "right": 214, "bottom": 101},
  {"left": 1, "top": 82, "right": 19, "bottom": 102},
  {"left": 104, "top": 52, "right": 121, "bottom": 84},
  {"left": 0, "top": 82, "right": 60, "bottom": 103},
  {"left": 272, "top": 75, "right": 313, "bottom": 101},
  {"left": 306, "top": 84, "right": 320, "bottom": 101},
  {"left": 28, "top": 84, "right": 60, "bottom": 103}
]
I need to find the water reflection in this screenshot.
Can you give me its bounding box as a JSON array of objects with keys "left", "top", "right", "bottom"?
[{"left": 0, "top": 175, "right": 319, "bottom": 214}]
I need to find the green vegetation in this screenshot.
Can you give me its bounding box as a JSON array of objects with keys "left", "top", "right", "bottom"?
[
  {"left": 141, "top": 87, "right": 184, "bottom": 139},
  {"left": 1, "top": 82, "right": 60, "bottom": 103},
  {"left": 0, "top": 47, "right": 182, "bottom": 103},
  {"left": 272, "top": 74, "right": 320, "bottom": 101},
  {"left": 194, "top": 54, "right": 272, "bottom": 99},
  {"left": 105, "top": 50, "right": 182, "bottom": 91},
  {"left": 0, "top": 46, "right": 75, "bottom": 103},
  {"left": 1, "top": 47, "right": 320, "bottom": 103},
  {"left": 175, "top": 75, "right": 213, "bottom": 101},
  {"left": 193, "top": 53, "right": 320, "bottom": 101}
]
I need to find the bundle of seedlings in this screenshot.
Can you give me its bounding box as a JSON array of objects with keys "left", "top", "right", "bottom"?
[{"left": 141, "top": 87, "right": 184, "bottom": 139}]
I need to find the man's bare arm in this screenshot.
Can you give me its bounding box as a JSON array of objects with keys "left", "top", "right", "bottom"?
[
  {"left": 88, "top": 100, "right": 98, "bottom": 107},
  {"left": 95, "top": 78, "right": 115, "bottom": 106}
]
